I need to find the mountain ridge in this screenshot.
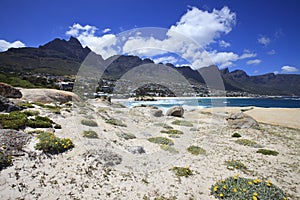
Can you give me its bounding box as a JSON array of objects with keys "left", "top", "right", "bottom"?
[{"left": 0, "top": 37, "right": 300, "bottom": 96}]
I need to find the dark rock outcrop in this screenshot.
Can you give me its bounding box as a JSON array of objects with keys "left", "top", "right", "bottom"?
[
  {"left": 0, "top": 96, "right": 21, "bottom": 112},
  {"left": 0, "top": 82, "right": 22, "bottom": 98},
  {"left": 0, "top": 129, "right": 32, "bottom": 156},
  {"left": 166, "top": 106, "right": 184, "bottom": 117}
]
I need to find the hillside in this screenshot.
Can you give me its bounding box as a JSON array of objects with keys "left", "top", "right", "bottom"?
[{"left": 0, "top": 37, "right": 300, "bottom": 96}]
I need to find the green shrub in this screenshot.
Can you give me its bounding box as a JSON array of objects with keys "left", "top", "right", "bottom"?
[
  {"left": 160, "top": 129, "right": 183, "bottom": 135},
  {"left": 232, "top": 133, "right": 242, "bottom": 138},
  {"left": 160, "top": 145, "right": 178, "bottom": 154},
  {"left": 235, "top": 139, "right": 262, "bottom": 148},
  {"left": 81, "top": 119, "right": 98, "bottom": 127},
  {"left": 210, "top": 175, "right": 287, "bottom": 200},
  {"left": 257, "top": 149, "right": 279, "bottom": 156},
  {"left": 35, "top": 132, "right": 74, "bottom": 154},
  {"left": 148, "top": 137, "right": 174, "bottom": 146},
  {"left": 23, "top": 110, "right": 40, "bottom": 116},
  {"left": 18, "top": 102, "right": 34, "bottom": 108},
  {"left": 54, "top": 124, "right": 62, "bottom": 129},
  {"left": 105, "top": 118, "right": 127, "bottom": 127},
  {"left": 171, "top": 166, "right": 193, "bottom": 178},
  {"left": 117, "top": 132, "right": 136, "bottom": 140},
  {"left": 187, "top": 145, "right": 206, "bottom": 155},
  {"left": 0, "top": 150, "right": 12, "bottom": 170},
  {"left": 0, "top": 111, "right": 27, "bottom": 130},
  {"left": 171, "top": 120, "right": 193, "bottom": 127},
  {"left": 33, "top": 102, "right": 61, "bottom": 114},
  {"left": 27, "top": 116, "right": 53, "bottom": 128},
  {"left": 83, "top": 130, "right": 98, "bottom": 138},
  {"left": 225, "top": 160, "right": 247, "bottom": 171}
]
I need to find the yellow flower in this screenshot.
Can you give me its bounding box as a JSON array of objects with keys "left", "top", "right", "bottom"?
[
  {"left": 248, "top": 181, "right": 253, "bottom": 185},
  {"left": 283, "top": 198, "right": 287, "bottom": 200},
  {"left": 243, "top": 188, "right": 246, "bottom": 192},
  {"left": 223, "top": 185, "right": 227, "bottom": 189},
  {"left": 213, "top": 186, "right": 218, "bottom": 191},
  {"left": 221, "top": 179, "right": 225, "bottom": 182},
  {"left": 253, "top": 192, "right": 258, "bottom": 196},
  {"left": 253, "top": 196, "right": 258, "bottom": 200},
  {"left": 254, "top": 179, "right": 260, "bottom": 184},
  {"left": 219, "top": 193, "right": 223, "bottom": 197},
  {"left": 233, "top": 188, "right": 237, "bottom": 193}
]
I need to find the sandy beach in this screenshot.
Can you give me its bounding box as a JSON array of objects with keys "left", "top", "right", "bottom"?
[{"left": 0, "top": 97, "right": 299, "bottom": 199}]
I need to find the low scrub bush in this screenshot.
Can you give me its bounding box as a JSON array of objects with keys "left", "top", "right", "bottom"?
[
  {"left": 225, "top": 159, "right": 247, "bottom": 171},
  {"left": 81, "top": 119, "right": 98, "bottom": 127},
  {"left": 117, "top": 132, "right": 136, "bottom": 140},
  {"left": 27, "top": 116, "right": 53, "bottom": 128},
  {"left": 171, "top": 120, "right": 193, "bottom": 127},
  {"left": 0, "top": 150, "right": 12, "bottom": 170},
  {"left": 148, "top": 137, "right": 174, "bottom": 146},
  {"left": 235, "top": 139, "right": 262, "bottom": 148},
  {"left": 232, "top": 133, "right": 242, "bottom": 138},
  {"left": 105, "top": 118, "right": 126, "bottom": 127},
  {"left": 83, "top": 130, "right": 98, "bottom": 138},
  {"left": 35, "top": 132, "right": 74, "bottom": 154},
  {"left": 211, "top": 175, "right": 287, "bottom": 200},
  {"left": 257, "top": 149, "right": 279, "bottom": 156},
  {"left": 187, "top": 145, "right": 206, "bottom": 155},
  {"left": 170, "top": 166, "right": 193, "bottom": 179},
  {"left": 0, "top": 111, "right": 27, "bottom": 130}
]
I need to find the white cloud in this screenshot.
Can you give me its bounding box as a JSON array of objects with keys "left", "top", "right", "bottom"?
[
  {"left": 254, "top": 70, "right": 259, "bottom": 74},
  {"left": 267, "top": 49, "right": 276, "bottom": 55},
  {"left": 153, "top": 56, "right": 178, "bottom": 64},
  {"left": 246, "top": 59, "right": 261, "bottom": 65},
  {"left": 65, "top": 7, "right": 253, "bottom": 69},
  {"left": 258, "top": 35, "right": 270, "bottom": 46},
  {"left": 0, "top": 39, "right": 25, "bottom": 52},
  {"left": 168, "top": 6, "right": 236, "bottom": 47},
  {"left": 273, "top": 71, "right": 279, "bottom": 75},
  {"left": 66, "top": 23, "right": 117, "bottom": 59},
  {"left": 281, "top": 65, "right": 298, "bottom": 73},
  {"left": 219, "top": 40, "right": 230, "bottom": 48},
  {"left": 102, "top": 28, "right": 111, "bottom": 33}
]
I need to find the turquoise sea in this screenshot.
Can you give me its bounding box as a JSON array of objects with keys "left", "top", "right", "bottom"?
[{"left": 122, "top": 97, "right": 300, "bottom": 109}]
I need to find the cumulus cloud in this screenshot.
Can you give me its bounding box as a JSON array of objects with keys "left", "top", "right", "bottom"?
[
  {"left": 281, "top": 65, "right": 298, "bottom": 73},
  {"left": 258, "top": 35, "right": 270, "bottom": 46},
  {"left": 219, "top": 40, "right": 230, "bottom": 48},
  {"left": 246, "top": 59, "right": 261, "bottom": 65},
  {"left": 66, "top": 23, "right": 117, "bottom": 59},
  {"left": 0, "top": 39, "right": 25, "bottom": 52},
  {"left": 65, "top": 7, "right": 253, "bottom": 69},
  {"left": 102, "top": 28, "right": 111, "bottom": 33}
]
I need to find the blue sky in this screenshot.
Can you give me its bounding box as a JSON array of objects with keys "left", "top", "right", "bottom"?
[{"left": 0, "top": 0, "right": 299, "bottom": 75}]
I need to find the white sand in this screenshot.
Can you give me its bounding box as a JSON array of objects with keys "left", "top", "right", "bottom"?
[{"left": 0, "top": 100, "right": 299, "bottom": 199}]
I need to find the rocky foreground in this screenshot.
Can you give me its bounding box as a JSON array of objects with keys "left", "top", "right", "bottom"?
[{"left": 0, "top": 88, "right": 299, "bottom": 199}]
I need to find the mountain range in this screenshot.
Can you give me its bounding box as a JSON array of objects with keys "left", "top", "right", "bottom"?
[{"left": 0, "top": 37, "right": 299, "bottom": 96}]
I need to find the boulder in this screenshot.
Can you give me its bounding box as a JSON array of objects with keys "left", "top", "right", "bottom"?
[
  {"left": 131, "top": 105, "right": 163, "bottom": 117},
  {"left": 226, "top": 112, "right": 259, "bottom": 129},
  {"left": 20, "top": 88, "right": 81, "bottom": 103},
  {"left": 126, "top": 146, "right": 146, "bottom": 154},
  {"left": 166, "top": 106, "right": 184, "bottom": 117},
  {"left": 0, "top": 95, "right": 21, "bottom": 112},
  {"left": 0, "top": 82, "right": 22, "bottom": 98}
]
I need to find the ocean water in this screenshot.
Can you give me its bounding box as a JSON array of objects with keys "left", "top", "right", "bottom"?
[{"left": 122, "top": 97, "right": 300, "bottom": 109}]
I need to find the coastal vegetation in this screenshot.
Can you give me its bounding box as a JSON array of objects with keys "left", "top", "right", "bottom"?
[
  {"left": 257, "top": 149, "right": 279, "bottom": 156},
  {"left": 82, "top": 130, "right": 98, "bottom": 138},
  {"left": 187, "top": 145, "right": 206, "bottom": 155},
  {"left": 171, "top": 120, "right": 193, "bottom": 127},
  {"left": 35, "top": 132, "right": 74, "bottom": 154},
  {"left": 81, "top": 119, "right": 98, "bottom": 127},
  {"left": 105, "top": 118, "right": 127, "bottom": 127},
  {"left": 210, "top": 175, "right": 287, "bottom": 200},
  {"left": 148, "top": 137, "right": 174, "bottom": 146}
]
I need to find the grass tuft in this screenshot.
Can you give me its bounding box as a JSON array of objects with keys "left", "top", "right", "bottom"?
[
  {"left": 235, "top": 139, "right": 262, "bottom": 148},
  {"left": 257, "top": 149, "right": 279, "bottom": 156},
  {"left": 148, "top": 137, "right": 174, "bottom": 146},
  {"left": 82, "top": 130, "right": 98, "bottom": 138},
  {"left": 171, "top": 120, "right": 193, "bottom": 127},
  {"left": 81, "top": 119, "right": 98, "bottom": 127},
  {"left": 187, "top": 145, "right": 206, "bottom": 155},
  {"left": 232, "top": 133, "right": 242, "bottom": 138},
  {"left": 105, "top": 118, "right": 127, "bottom": 127}
]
